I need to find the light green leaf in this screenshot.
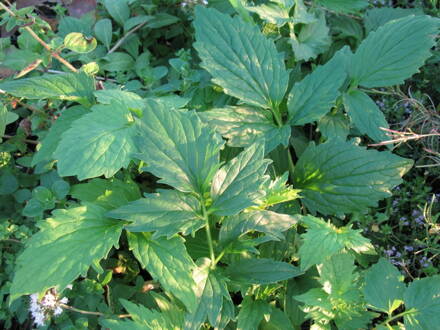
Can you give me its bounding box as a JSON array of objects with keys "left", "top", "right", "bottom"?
[
  {"left": 54, "top": 104, "right": 137, "bottom": 180},
  {"left": 404, "top": 275, "right": 440, "bottom": 330},
  {"left": 128, "top": 232, "right": 197, "bottom": 313},
  {"left": 287, "top": 49, "right": 347, "bottom": 125},
  {"left": 343, "top": 90, "right": 389, "bottom": 142},
  {"left": 298, "top": 216, "right": 374, "bottom": 270},
  {"left": 315, "top": 0, "right": 368, "bottom": 14},
  {"left": 184, "top": 258, "right": 231, "bottom": 329},
  {"left": 246, "top": 2, "right": 290, "bottom": 27},
  {"left": 364, "top": 258, "right": 405, "bottom": 315},
  {"left": 71, "top": 177, "right": 141, "bottom": 210},
  {"left": 64, "top": 32, "right": 97, "bottom": 53},
  {"left": 94, "top": 89, "right": 145, "bottom": 110},
  {"left": 103, "top": 0, "right": 130, "bottom": 26},
  {"left": 237, "top": 297, "right": 272, "bottom": 330},
  {"left": 292, "top": 0, "right": 316, "bottom": 24},
  {"left": 317, "top": 112, "right": 350, "bottom": 140},
  {"left": 103, "top": 52, "right": 135, "bottom": 72},
  {"left": 227, "top": 258, "right": 302, "bottom": 284},
  {"left": 10, "top": 204, "right": 124, "bottom": 301},
  {"left": 293, "top": 139, "right": 413, "bottom": 215},
  {"left": 290, "top": 11, "right": 331, "bottom": 61},
  {"left": 194, "top": 6, "right": 289, "bottom": 109},
  {"left": 0, "top": 72, "right": 95, "bottom": 106},
  {"left": 210, "top": 144, "right": 271, "bottom": 216},
  {"left": 258, "top": 172, "right": 301, "bottom": 208},
  {"left": 349, "top": 15, "right": 439, "bottom": 88},
  {"left": 135, "top": 105, "right": 224, "bottom": 195},
  {"left": 32, "top": 106, "right": 89, "bottom": 166},
  {"left": 219, "top": 210, "right": 300, "bottom": 247},
  {"left": 94, "top": 19, "right": 113, "bottom": 50},
  {"left": 364, "top": 7, "right": 424, "bottom": 33},
  {"left": 108, "top": 190, "right": 204, "bottom": 238},
  {"left": 200, "top": 106, "right": 291, "bottom": 154}
]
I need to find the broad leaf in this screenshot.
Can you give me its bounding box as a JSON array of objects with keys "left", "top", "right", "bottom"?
[
  {"left": 364, "top": 7, "right": 423, "bottom": 33},
  {"left": 128, "top": 233, "right": 197, "bottom": 313},
  {"left": 349, "top": 15, "right": 439, "bottom": 88},
  {"left": 246, "top": 2, "right": 291, "bottom": 27},
  {"left": 0, "top": 72, "right": 95, "bottom": 106},
  {"left": 404, "top": 275, "right": 440, "bottom": 330},
  {"left": 32, "top": 106, "right": 89, "bottom": 166},
  {"left": 237, "top": 297, "right": 272, "bottom": 330},
  {"left": 102, "top": 0, "right": 130, "bottom": 26},
  {"left": 364, "top": 258, "right": 405, "bottom": 314},
  {"left": 54, "top": 104, "right": 137, "bottom": 180},
  {"left": 184, "top": 258, "right": 231, "bottom": 329},
  {"left": 315, "top": 0, "right": 368, "bottom": 13},
  {"left": 64, "top": 32, "right": 97, "bottom": 53},
  {"left": 71, "top": 177, "right": 141, "bottom": 210},
  {"left": 343, "top": 90, "right": 389, "bottom": 142},
  {"left": 94, "top": 19, "right": 113, "bottom": 50},
  {"left": 298, "top": 216, "right": 374, "bottom": 270},
  {"left": 200, "top": 106, "right": 291, "bottom": 154},
  {"left": 135, "top": 105, "right": 224, "bottom": 195},
  {"left": 227, "top": 258, "right": 302, "bottom": 284},
  {"left": 10, "top": 204, "right": 124, "bottom": 301},
  {"left": 317, "top": 111, "right": 350, "bottom": 140},
  {"left": 317, "top": 253, "right": 358, "bottom": 296},
  {"left": 288, "top": 48, "right": 347, "bottom": 125},
  {"left": 219, "top": 210, "right": 300, "bottom": 247},
  {"left": 293, "top": 139, "right": 413, "bottom": 215},
  {"left": 94, "top": 89, "right": 145, "bottom": 110},
  {"left": 210, "top": 144, "right": 271, "bottom": 216},
  {"left": 109, "top": 190, "right": 204, "bottom": 238},
  {"left": 194, "top": 6, "right": 289, "bottom": 109}
]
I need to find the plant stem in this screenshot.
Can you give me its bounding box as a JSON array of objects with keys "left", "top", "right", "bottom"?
[
  {"left": 271, "top": 106, "right": 283, "bottom": 127},
  {"left": 379, "top": 308, "right": 417, "bottom": 327},
  {"left": 59, "top": 304, "right": 130, "bottom": 318},
  {"left": 107, "top": 21, "right": 148, "bottom": 55},
  {"left": 0, "top": 3, "right": 77, "bottom": 73},
  {"left": 201, "top": 202, "right": 216, "bottom": 268},
  {"left": 287, "top": 148, "right": 295, "bottom": 179}
]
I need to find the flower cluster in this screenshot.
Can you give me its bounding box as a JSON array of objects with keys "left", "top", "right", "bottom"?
[{"left": 29, "top": 288, "right": 69, "bottom": 327}]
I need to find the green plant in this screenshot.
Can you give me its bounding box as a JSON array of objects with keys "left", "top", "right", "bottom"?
[{"left": 1, "top": 1, "right": 439, "bottom": 329}]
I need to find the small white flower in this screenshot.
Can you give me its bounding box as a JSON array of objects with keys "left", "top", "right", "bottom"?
[
  {"left": 59, "top": 297, "right": 68, "bottom": 304},
  {"left": 29, "top": 289, "right": 68, "bottom": 326},
  {"left": 53, "top": 306, "right": 63, "bottom": 316},
  {"left": 66, "top": 284, "right": 73, "bottom": 290}
]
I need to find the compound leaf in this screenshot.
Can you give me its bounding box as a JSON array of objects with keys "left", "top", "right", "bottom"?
[
  {"left": 293, "top": 139, "right": 413, "bottom": 215},
  {"left": 194, "top": 6, "right": 289, "bottom": 109}
]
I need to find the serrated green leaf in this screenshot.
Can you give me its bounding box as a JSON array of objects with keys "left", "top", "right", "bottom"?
[
  {"left": 10, "top": 204, "right": 124, "bottom": 301},
  {"left": 292, "top": 0, "right": 316, "bottom": 24},
  {"left": 219, "top": 210, "right": 300, "bottom": 247},
  {"left": 94, "top": 19, "right": 113, "bottom": 50},
  {"left": 103, "top": 0, "right": 130, "bottom": 26},
  {"left": 200, "top": 106, "right": 291, "bottom": 154},
  {"left": 94, "top": 89, "right": 145, "bottom": 110},
  {"left": 290, "top": 11, "right": 331, "bottom": 61},
  {"left": 287, "top": 48, "right": 347, "bottom": 125},
  {"left": 404, "top": 275, "right": 440, "bottom": 330},
  {"left": 317, "top": 253, "right": 357, "bottom": 295},
  {"left": 246, "top": 2, "right": 290, "bottom": 27},
  {"left": 315, "top": 0, "right": 368, "bottom": 14},
  {"left": 64, "top": 32, "right": 97, "bottom": 53},
  {"left": 298, "top": 216, "right": 374, "bottom": 270},
  {"left": 194, "top": 6, "right": 289, "bottom": 109},
  {"left": 54, "top": 104, "right": 137, "bottom": 180},
  {"left": 109, "top": 190, "right": 204, "bottom": 238},
  {"left": 210, "top": 144, "right": 271, "bottom": 216},
  {"left": 32, "top": 106, "right": 89, "bottom": 166},
  {"left": 0, "top": 72, "right": 95, "bottom": 106},
  {"left": 364, "top": 7, "right": 424, "bottom": 33},
  {"left": 364, "top": 258, "right": 405, "bottom": 315},
  {"left": 71, "top": 177, "right": 141, "bottom": 210},
  {"left": 293, "top": 139, "right": 413, "bottom": 215},
  {"left": 128, "top": 232, "right": 197, "bottom": 313},
  {"left": 135, "top": 105, "right": 224, "bottom": 195},
  {"left": 227, "top": 258, "right": 302, "bottom": 284},
  {"left": 317, "top": 112, "right": 350, "bottom": 140},
  {"left": 258, "top": 172, "right": 302, "bottom": 208},
  {"left": 237, "top": 297, "right": 272, "bottom": 330},
  {"left": 343, "top": 90, "right": 389, "bottom": 142},
  {"left": 349, "top": 15, "right": 439, "bottom": 88},
  {"left": 184, "top": 258, "right": 231, "bottom": 329}
]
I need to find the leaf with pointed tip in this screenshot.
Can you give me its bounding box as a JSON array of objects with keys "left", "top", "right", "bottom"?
[
  {"left": 227, "top": 258, "right": 302, "bottom": 284},
  {"left": 194, "top": 6, "right": 289, "bottom": 109},
  {"left": 200, "top": 106, "right": 291, "bottom": 154},
  {"left": 54, "top": 104, "right": 137, "bottom": 180},
  {"left": 293, "top": 139, "right": 413, "bottom": 215},
  {"left": 343, "top": 90, "right": 389, "bottom": 143},
  {"left": 288, "top": 49, "right": 347, "bottom": 125},
  {"left": 109, "top": 190, "right": 204, "bottom": 238},
  {"left": 10, "top": 204, "right": 124, "bottom": 301},
  {"left": 364, "top": 258, "right": 405, "bottom": 315},
  {"left": 135, "top": 105, "right": 224, "bottom": 195},
  {"left": 349, "top": 15, "right": 439, "bottom": 88},
  {"left": 237, "top": 297, "right": 272, "bottom": 330},
  {"left": 298, "top": 216, "right": 374, "bottom": 270},
  {"left": 364, "top": 7, "right": 424, "bottom": 33},
  {"left": 128, "top": 233, "right": 197, "bottom": 313},
  {"left": 210, "top": 144, "right": 271, "bottom": 216},
  {"left": 0, "top": 72, "right": 95, "bottom": 106}
]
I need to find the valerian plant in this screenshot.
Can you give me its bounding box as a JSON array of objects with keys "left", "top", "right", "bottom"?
[{"left": 0, "top": 0, "right": 440, "bottom": 329}]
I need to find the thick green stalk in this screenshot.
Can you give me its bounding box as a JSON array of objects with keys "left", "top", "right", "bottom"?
[
  {"left": 379, "top": 308, "right": 417, "bottom": 328},
  {"left": 201, "top": 202, "right": 216, "bottom": 269}
]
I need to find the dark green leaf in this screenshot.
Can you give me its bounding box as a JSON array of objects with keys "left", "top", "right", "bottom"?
[{"left": 237, "top": 297, "right": 272, "bottom": 330}]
